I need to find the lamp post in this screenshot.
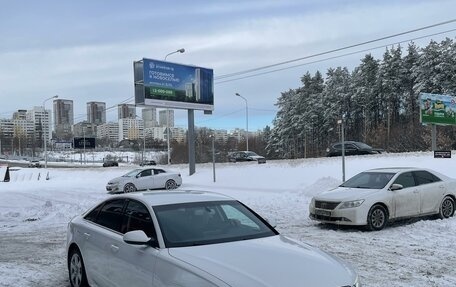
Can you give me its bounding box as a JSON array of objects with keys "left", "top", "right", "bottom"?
[
  {"left": 164, "top": 48, "right": 185, "bottom": 60},
  {"left": 164, "top": 48, "right": 185, "bottom": 164},
  {"left": 135, "top": 115, "right": 145, "bottom": 163},
  {"left": 337, "top": 118, "right": 345, "bottom": 182},
  {"left": 43, "top": 95, "right": 58, "bottom": 168},
  {"left": 235, "top": 93, "right": 249, "bottom": 151},
  {"left": 209, "top": 134, "right": 216, "bottom": 182}
]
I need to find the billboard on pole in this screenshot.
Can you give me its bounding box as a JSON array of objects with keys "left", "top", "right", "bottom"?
[
  {"left": 134, "top": 58, "right": 214, "bottom": 111},
  {"left": 420, "top": 92, "right": 456, "bottom": 125}
]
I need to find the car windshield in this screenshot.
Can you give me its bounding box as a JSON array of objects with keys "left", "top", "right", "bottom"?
[
  {"left": 245, "top": 151, "right": 259, "bottom": 156},
  {"left": 153, "top": 200, "right": 277, "bottom": 248},
  {"left": 122, "top": 169, "right": 141, "bottom": 177},
  {"left": 340, "top": 172, "right": 395, "bottom": 189}
]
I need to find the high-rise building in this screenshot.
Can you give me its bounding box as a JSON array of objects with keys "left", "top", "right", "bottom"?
[
  {"left": 53, "top": 99, "right": 74, "bottom": 139},
  {"left": 27, "top": 106, "right": 51, "bottom": 148},
  {"left": 118, "top": 104, "right": 136, "bottom": 119},
  {"left": 13, "top": 110, "right": 27, "bottom": 120},
  {"left": 97, "top": 122, "right": 119, "bottom": 143},
  {"left": 87, "top": 102, "right": 106, "bottom": 125},
  {"left": 73, "top": 121, "right": 97, "bottom": 138},
  {"left": 142, "top": 107, "right": 157, "bottom": 128},
  {"left": 158, "top": 109, "right": 174, "bottom": 127},
  {"left": 118, "top": 118, "right": 143, "bottom": 141}
]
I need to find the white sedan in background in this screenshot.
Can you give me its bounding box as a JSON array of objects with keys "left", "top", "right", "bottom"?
[
  {"left": 67, "top": 191, "right": 361, "bottom": 287},
  {"left": 309, "top": 167, "right": 456, "bottom": 230},
  {"left": 106, "top": 168, "right": 182, "bottom": 193}
]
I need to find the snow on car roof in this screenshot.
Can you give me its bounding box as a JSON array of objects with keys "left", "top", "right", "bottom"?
[{"left": 121, "top": 190, "right": 234, "bottom": 206}]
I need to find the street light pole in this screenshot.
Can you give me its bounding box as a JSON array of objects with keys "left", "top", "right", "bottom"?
[
  {"left": 167, "top": 110, "right": 171, "bottom": 165},
  {"left": 164, "top": 48, "right": 185, "bottom": 60},
  {"left": 42, "top": 95, "right": 58, "bottom": 168},
  {"left": 338, "top": 118, "right": 345, "bottom": 182},
  {"left": 235, "top": 93, "right": 249, "bottom": 151},
  {"left": 209, "top": 134, "right": 216, "bottom": 182},
  {"left": 135, "top": 115, "right": 145, "bottom": 163},
  {"left": 163, "top": 48, "right": 185, "bottom": 165}
]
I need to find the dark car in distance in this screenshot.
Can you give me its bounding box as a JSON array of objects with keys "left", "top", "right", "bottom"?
[
  {"left": 28, "top": 160, "right": 42, "bottom": 168},
  {"left": 140, "top": 160, "right": 156, "bottom": 166},
  {"left": 228, "top": 151, "right": 266, "bottom": 164},
  {"left": 326, "top": 141, "right": 383, "bottom": 157},
  {"left": 102, "top": 160, "right": 119, "bottom": 167}
]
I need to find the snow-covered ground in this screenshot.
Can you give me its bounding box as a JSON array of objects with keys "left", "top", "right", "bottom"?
[{"left": 1, "top": 152, "right": 455, "bottom": 286}]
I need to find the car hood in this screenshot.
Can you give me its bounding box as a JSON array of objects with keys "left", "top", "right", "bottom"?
[
  {"left": 315, "top": 186, "right": 379, "bottom": 201},
  {"left": 108, "top": 176, "right": 129, "bottom": 184},
  {"left": 168, "top": 235, "right": 356, "bottom": 287}
]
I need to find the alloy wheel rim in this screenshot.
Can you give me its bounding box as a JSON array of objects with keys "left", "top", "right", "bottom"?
[
  {"left": 166, "top": 181, "right": 175, "bottom": 190},
  {"left": 70, "top": 254, "right": 82, "bottom": 287},
  {"left": 442, "top": 199, "right": 453, "bottom": 217},
  {"left": 371, "top": 209, "right": 385, "bottom": 228}
]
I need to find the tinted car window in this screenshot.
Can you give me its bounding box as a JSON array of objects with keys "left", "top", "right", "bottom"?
[
  {"left": 334, "top": 144, "right": 342, "bottom": 149},
  {"left": 414, "top": 171, "right": 441, "bottom": 185},
  {"left": 394, "top": 172, "right": 416, "bottom": 188},
  {"left": 95, "top": 199, "right": 126, "bottom": 233},
  {"left": 123, "top": 200, "right": 156, "bottom": 238},
  {"left": 84, "top": 203, "right": 103, "bottom": 222},
  {"left": 140, "top": 169, "right": 152, "bottom": 177},
  {"left": 154, "top": 169, "right": 166, "bottom": 175},
  {"left": 345, "top": 144, "right": 357, "bottom": 149}
]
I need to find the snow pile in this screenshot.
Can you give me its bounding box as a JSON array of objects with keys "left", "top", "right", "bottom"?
[{"left": 0, "top": 152, "right": 455, "bottom": 286}]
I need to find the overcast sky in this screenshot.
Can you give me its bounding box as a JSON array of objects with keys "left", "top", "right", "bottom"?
[{"left": 1, "top": 0, "right": 456, "bottom": 131}]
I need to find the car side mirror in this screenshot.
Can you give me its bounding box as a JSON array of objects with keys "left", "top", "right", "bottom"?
[
  {"left": 136, "top": 174, "right": 141, "bottom": 178},
  {"left": 123, "top": 230, "right": 151, "bottom": 245},
  {"left": 389, "top": 183, "right": 403, "bottom": 191}
]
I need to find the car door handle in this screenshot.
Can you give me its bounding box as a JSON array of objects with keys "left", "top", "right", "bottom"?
[
  {"left": 110, "top": 244, "right": 119, "bottom": 253},
  {"left": 413, "top": 190, "right": 419, "bottom": 194},
  {"left": 83, "top": 233, "right": 91, "bottom": 240}
]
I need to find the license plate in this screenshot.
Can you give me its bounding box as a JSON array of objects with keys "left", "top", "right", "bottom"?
[{"left": 315, "top": 209, "right": 331, "bottom": 217}]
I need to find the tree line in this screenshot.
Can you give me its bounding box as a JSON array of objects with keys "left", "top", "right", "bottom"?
[{"left": 265, "top": 38, "right": 456, "bottom": 159}]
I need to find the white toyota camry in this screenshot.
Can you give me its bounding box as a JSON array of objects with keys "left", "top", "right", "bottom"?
[
  {"left": 106, "top": 167, "right": 182, "bottom": 193},
  {"left": 309, "top": 167, "right": 456, "bottom": 230},
  {"left": 67, "top": 191, "right": 361, "bottom": 287}
]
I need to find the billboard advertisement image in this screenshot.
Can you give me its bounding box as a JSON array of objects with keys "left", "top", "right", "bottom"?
[
  {"left": 134, "top": 58, "right": 214, "bottom": 111},
  {"left": 420, "top": 92, "right": 456, "bottom": 125}
]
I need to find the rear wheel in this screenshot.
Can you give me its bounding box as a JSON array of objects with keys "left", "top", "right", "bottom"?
[
  {"left": 123, "top": 183, "right": 136, "bottom": 193},
  {"left": 165, "top": 179, "right": 177, "bottom": 190},
  {"left": 439, "top": 196, "right": 455, "bottom": 219},
  {"left": 68, "top": 248, "right": 88, "bottom": 287},
  {"left": 367, "top": 205, "right": 388, "bottom": 231}
]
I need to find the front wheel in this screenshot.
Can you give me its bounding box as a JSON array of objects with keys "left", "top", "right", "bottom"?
[
  {"left": 68, "top": 248, "right": 89, "bottom": 287},
  {"left": 123, "top": 183, "right": 137, "bottom": 193},
  {"left": 367, "top": 205, "right": 388, "bottom": 231},
  {"left": 165, "top": 179, "right": 177, "bottom": 190},
  {"left": 439, "top": 196, "right": 455, "bottom": 219}
]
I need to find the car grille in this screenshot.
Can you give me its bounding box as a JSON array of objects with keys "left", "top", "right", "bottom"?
[{"left": 315, "top": 200, "right": 341, "bottom": 210}]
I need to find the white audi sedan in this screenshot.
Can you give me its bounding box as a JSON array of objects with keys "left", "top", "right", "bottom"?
[
  {"left": 309, "top": 167, "right": 456, "bottom": 230},
  {"left": 106, "top": 167, "right": 182, "bottom": 193},
  {"left": 67, "top": 191, "right": 361, "bottom": 287}
]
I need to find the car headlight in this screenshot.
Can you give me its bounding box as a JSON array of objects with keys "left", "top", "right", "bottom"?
[
  {"left": 339, "top": 199, "right": 364, "bottom": 209},
  {"left": 310, "top": 197, "right": 315, "bottom": 207},
  {"left": 108, "top": 181, "right": 119, "bottom": 185}
]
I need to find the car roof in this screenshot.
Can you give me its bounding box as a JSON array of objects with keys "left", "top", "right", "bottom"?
[
  {"left": 367, "top": 167, "right": 432, "bottom": 173},
  {"left": 115, "top": 190, "right": 234, "bottom": 206}
]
